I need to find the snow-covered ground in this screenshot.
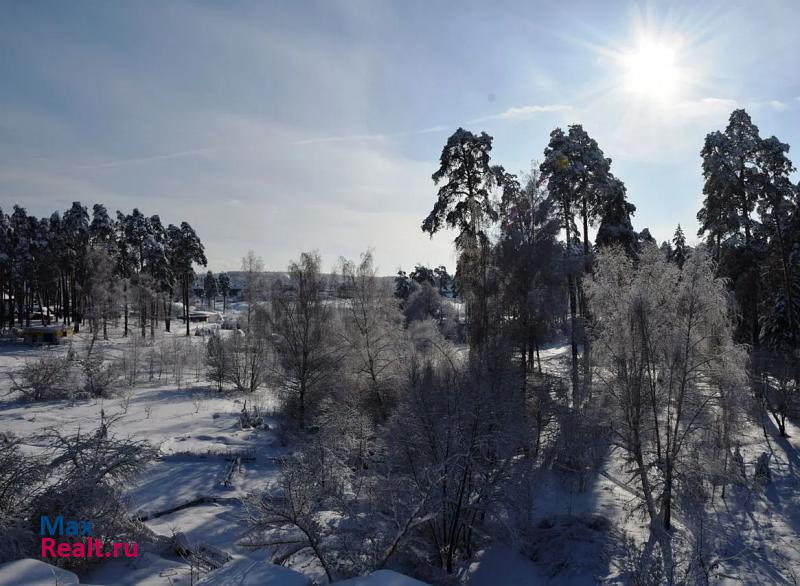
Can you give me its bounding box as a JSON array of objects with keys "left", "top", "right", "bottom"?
[
  {"left": 0, "top": 327, "right": 307, "bottom": 585},
  {"left": 1, "top": 327, "right": 799, "bottom": 584}
]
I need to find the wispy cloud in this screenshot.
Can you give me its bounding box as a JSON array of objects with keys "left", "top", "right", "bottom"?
[
  {"left": 291, "top": 104, "right": 572, "bottom": 146},
  {"left": 466, "top": 103, "right": 573, "bottom": 124},
  {"left": 669, "top": 97, "right": 738, "bottom": 115},
  {"left": 75, "top": 147, "right": 221, "bottom": 170},
  {"left": 769, "top": 99, "right": 789, "bottom": 112},
  {"left": 289, "top": 125, "right": 449, "bottom": 146}
]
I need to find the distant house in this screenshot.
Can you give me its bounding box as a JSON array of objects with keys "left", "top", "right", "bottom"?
[
  {"left": 192, "top": 273, "right": 244, "bottom": 302},
  {"left": 23, "top": 325, "right": 73, "bottom": 345},
  {"left": 181, "top": 311, "right": 222, "bottom": 323}
]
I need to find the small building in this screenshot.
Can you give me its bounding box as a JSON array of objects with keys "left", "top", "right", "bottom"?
[
  {"left": 23, "top": 325, "right": 74, "bottom": 345},
  {"left": 183, "top": 311, "right": 223, "bottom": 323}
]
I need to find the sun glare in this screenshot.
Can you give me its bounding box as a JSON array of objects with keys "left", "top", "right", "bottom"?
[{"left": 622, "top": 40, "right": 682, "bottom": 101}]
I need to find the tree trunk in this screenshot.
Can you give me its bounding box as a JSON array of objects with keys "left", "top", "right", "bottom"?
[
  {"left": 0, "top": 278, "right": 5, "bottom": 330},
  {"left": 140, "top": 291, "right": 146, "bottom": 338},
  {"left": 582, "top": 201, "right": 590, "bottom": 262},
  {"left": 774, "top": 218, "right": 798, "bottom": 347},
  {"left": 164, "top": 296, "right": 171, "bottom": 333},
  {"left": 565, "top": 208, "right": 580, "bottom": 408},
  {"left": 184, "top": 277, "right": 191, "bottom": 337},
  {"left": 663, "top": 460, "right": 673, "bottom": 530},
  {"left": 751, "top": 275, "right": 760, "bottom": 350},
  {"left": 299, "top": 380, "right": 306, "bottom": 429},
  {"left": 568, "top": 275, "right": 579, "bottom": 408}
]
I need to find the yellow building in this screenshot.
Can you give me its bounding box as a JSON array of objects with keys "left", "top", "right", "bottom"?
[{"left": 22, "top": 325, "right": 74, "bottom": 345}]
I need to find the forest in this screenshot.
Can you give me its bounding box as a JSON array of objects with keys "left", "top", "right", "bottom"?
[{"left": 1, "top": 107, "right": 799, "bottom": 585}]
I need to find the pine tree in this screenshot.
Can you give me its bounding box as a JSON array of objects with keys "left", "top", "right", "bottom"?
[
  {"left": 167, "top": 222, "right": 207, "bottom": 336},
  {"left": 409, "top": 264, "right": 435, "bottom": 287},
  {"left": 497, "top": 164, "right": 563, "bottom": 380},
  {"left": 9, "top": 206, "right": 34, "bottom": 328},
  {"left": 203, "top": 270, "right": 218, "bottom": 309},
  {"left": 62, "top": 202, "right": 90, "bottom": 332},
  {"left": 218, "top": 272, "right": 231, "bottom": 312},
  {"left": 660, "top": 240, "right": 674, "bottom": 261},
  {"left": 0, "top": 208, "right": 8, "bottom": 328},
  {"left": 423, "top": 128, "right": 504, "bottom": 347},
  {"left": 698, "top": 108, "right": 764, "bottom": 347},
  {"left": 672, "top": 224, "right": 688, "bottom": 269},
  {"left": 595, "top": 178, "right": 637, "bottom": 256},
  {"left": 637, "top": 227, "right": 656, "bottom": 248},
  {"left": 757, "top": 136, "right": 799, "bottom": 350},
  {"left": 90, "top": 204, "right": 115, "bottom": 251},
  {"left": 540, "top": 125, "right": 613, "bottom": 261},
  {"left": 393, "top": 270, "right": 415, "bottom": 301},
  {"left": 433, "top": 265, "right": 452, "bottom": 297},
  {"left": 540, "top": 125, "right": 615, "bottom": 406}
]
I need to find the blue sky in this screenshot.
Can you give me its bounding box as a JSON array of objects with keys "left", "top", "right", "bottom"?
[{"left": 1, "top": 0, "right": 798, "bottom": 273}]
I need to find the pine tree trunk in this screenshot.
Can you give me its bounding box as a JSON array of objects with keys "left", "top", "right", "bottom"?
[
  {"left": 568, "top": 276, "right": 579, "bottom": 407},
  {"left": 184, "top": 277, "right": 190, "bottom": 337},
  {"left": 565, "top": 208, "right": 580, "bottom": 408},
  {"left": 775, "top": 218, "right": 798, "bottom": 347},
  {"left": 751, "top": 276, "right": 760, "bottom": 350},
  {"left": 0, "top": 279, "right": 5, "bottom": 330},
  {"left": 8, "top": 287, "right": 15, "bottom": 329},
  {"left": 140, "top": 291, "right": 146, "bottom": 338}
]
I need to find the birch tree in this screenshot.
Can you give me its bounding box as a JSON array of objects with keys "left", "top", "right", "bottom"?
[{"left": 587, "top": 246, "right": 747, "bottom": 531}]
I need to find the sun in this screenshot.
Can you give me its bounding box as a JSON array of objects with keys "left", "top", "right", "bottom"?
[{"left": 622, "top": 40, "right": 682, "bottom": 101}]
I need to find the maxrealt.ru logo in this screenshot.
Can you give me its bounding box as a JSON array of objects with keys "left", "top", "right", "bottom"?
[{"left": 40, "top": 515, "right": 138, "bottom": 559}]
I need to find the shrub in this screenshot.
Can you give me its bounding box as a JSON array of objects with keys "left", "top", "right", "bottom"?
[
  {"left": 8, "top": 354, "right": 74, "bottom": 401},
  {"left": 80, "top": 351, "right": 120, "bottom": 398}
]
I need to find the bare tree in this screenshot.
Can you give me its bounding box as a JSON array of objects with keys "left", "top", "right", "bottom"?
[
  {"left": 225, "top": 328, "right": 270, "bottom": 394},
  {"left": 339, "top": 251, "right": 403, "bottom": 419},
  {"left": 206, "top": 331, "right": 230, "bottom": 392},
  {"left": 83, "top": 247, "right": 120, "bottom": 342},
  {"left": 388, "top": 339, "right": 526, "bottom": 574},
  {"left": 0, "top": 439, "right": 47, "bottom": 563},
  {"left": 241, "top": 250, "right": 266, "bottom": 330},
  {"left": 586, "top": 245, "right": 747, "bottom": 532},
  {"left": 271, "top": 252, "right": 340, "bottom": 429},
  {"left": 752, "top": 350, "right": 798, "bottom": 437},
  {"left": 245, "top": 396, "right": 430, "bottom": 581}
]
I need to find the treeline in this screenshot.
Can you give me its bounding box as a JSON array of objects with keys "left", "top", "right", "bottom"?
[
  {"left": 697, "top": 111, "right": 800, "bottom": 353},
  {"left": 0, "top": 203, "right": 206, "bottom": 336},
  {"left": 423, "top": 109, "right": 799, "bottom": 402}
]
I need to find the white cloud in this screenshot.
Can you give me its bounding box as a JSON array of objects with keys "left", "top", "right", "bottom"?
[
  {"left": 289, "top": 125, "right": 449, "bottom": 146},
  {"left": 495, "top": 104, "right": 574, "bottom": 119},
  {"left": 468, "top": 104, "right": 573, "bottom": 124},
  {"left": 75, "top": 148, "right": 222, "bottom": 170},
  {"left": 287, "top": 104, "right": 574, "bottom": 146},
  {"left": 290, "top": 103, "right": 574, "bottom": 146},
  {"left": 769, "top": 99, "right": 789, "bottom": 112}
]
